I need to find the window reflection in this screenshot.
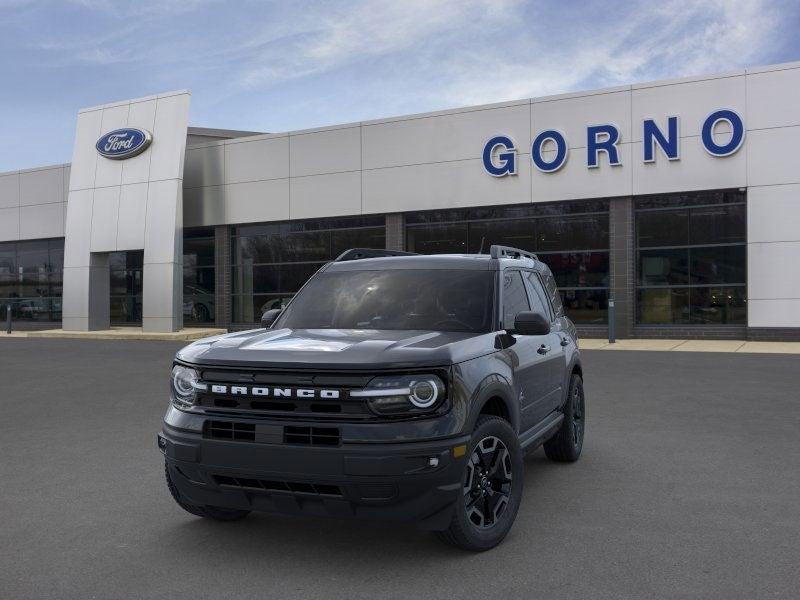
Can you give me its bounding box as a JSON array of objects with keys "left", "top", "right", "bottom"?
[
  {"left": 405, "top": 201, "right": 611, "bottom": 324},
  {"left": 635, "top": 190, "right": 746, "bottom": 325},
  {"left": 231, "top": 216, "right": 386, "bottom": 323},
  {"left": 109, "top": 250, "right": 143, "bottom": 325},
  {"left": 0, "top": 238, "right": 64, "bottom": 322}
]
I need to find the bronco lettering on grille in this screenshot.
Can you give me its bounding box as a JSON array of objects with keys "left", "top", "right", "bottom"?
[{"left": 209, "top": 385, "right": 341, "bottom": 399}]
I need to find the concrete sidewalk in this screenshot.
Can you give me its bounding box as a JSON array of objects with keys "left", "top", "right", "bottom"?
[
  {"left": 1, "top": 328, "right": 798, "bottom": 352},
  {"left": 0, "top": 326, "right": 226, "bottom": 341},
  {"left": 579, "top": 338, "right": 800, "bottom": 354}
]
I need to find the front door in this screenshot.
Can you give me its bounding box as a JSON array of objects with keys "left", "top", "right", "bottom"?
[
  {"left": 500, "top": 270, "right": 554, "bottom": 432},
  {"left": 109, "top": 250, "right": 143, "bottom": 325},
  {"left": 523, "top": 270, "right": 566, "bottom": 415}
]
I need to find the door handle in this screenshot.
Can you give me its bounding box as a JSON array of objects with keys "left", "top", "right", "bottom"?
[{"left": 537, "top": 344, "right": 551, "bottom": 355}]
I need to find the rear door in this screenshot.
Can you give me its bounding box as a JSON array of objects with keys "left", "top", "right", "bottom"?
[
  {"left": 500, "top": 270, "right": 552, "bottom": 432},
  {"left": 523, "top": 270, "right": 567, "bottom": 415}
]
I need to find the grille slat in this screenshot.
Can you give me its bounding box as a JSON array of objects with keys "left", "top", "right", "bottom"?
[
  {"left": 206, "top": 421, "right": 255, "bottom": 441},
  {"left": 204, "top": 421, "right": 340, "bottom": 446},
  {"left": 213, "top": 475, "right": 343, "bottom": 497},
  {"left": 199, "top": 389, "right": 370, "bottom": 420},
  {"left": 284, "top": 426, "right": 341, "bottom": 447}
]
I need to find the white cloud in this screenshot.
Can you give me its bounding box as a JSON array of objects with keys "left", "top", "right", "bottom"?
[
  {"left": 236, "top": 0, "right": 522, "bottom": 88},
  {"left": 434, "top": 0, "right": 782, "bottom": 106},
  {"left": 213, "top": 0, "right": 785, "bottom": 116}
]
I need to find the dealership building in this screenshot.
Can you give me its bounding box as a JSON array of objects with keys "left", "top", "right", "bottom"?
[{"left": 1, "top": 60, "right": 799, "bottom": 339}]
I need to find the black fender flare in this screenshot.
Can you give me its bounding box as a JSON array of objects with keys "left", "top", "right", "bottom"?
[
  {"left": 465, "top": 373, "right": 520, "bottom": 433},
  {"left": 558, "top": 356, "right": 583, "bottom": 410}
]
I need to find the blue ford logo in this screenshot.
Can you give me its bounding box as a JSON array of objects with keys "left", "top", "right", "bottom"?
[{"left": 96, "top": 128, "right": 152, "bottom": 160}]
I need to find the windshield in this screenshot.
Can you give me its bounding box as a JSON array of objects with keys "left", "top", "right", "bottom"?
[{"left": 275, "top": 269, "right": 495, "bottom": 332}]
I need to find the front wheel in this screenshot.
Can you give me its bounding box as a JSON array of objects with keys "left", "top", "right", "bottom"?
[
  {"left": 436, "top": 416, "right": 524, "bottom": 551},
  {"left": 543, "top": 373, "right": 585, "bottom": 462}
]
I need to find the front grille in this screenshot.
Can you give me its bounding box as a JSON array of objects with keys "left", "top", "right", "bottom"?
[
  {"left": 196, "top": 369, "right": 374, "bottom": 421},
  {"left": 206, "top": 420, "right": 255, "bottom": 441},
  {"left": 284, "top": 426, "right": 341, "bottom": 446},
  {"left": 204, "top": 421, "right": 340, "bottom": 446},
  {"left": 213, "top": 475, "right": 343, "bottom": 497}
]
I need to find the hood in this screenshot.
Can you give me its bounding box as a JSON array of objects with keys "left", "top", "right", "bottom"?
[{"left": 176, "top": 328, "right": 497, "bottom": 370}]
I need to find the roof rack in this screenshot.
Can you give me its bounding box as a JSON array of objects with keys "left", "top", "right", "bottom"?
[
  {"left": 334, "top": 248, "right": 418, "bottom": 262},
  {"left": 489, "top": 245, "right": 538, "bottom": 261}
]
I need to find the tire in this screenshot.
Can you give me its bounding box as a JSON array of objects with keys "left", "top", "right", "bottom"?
[
  {"left": 436, "top": 415, "right": 524, "bottom": 552},
  {"left": 164, "top": 462, "right": 250, "bottom": 522},
  {"left": 543, "top": 373, "right": 585, "bottom": 463}
]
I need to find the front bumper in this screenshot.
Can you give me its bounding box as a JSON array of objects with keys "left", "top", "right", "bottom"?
[{"left": 159, "top": 418, "right": 470, "bottom": 530}]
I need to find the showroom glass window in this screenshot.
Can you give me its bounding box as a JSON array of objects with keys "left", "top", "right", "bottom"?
[
  {"left": 0, "top": 238, "right": 64, "bottom": 323},
  {"left": 109, "top": 251, "right": 143, "bottom": 325},
  {"left": 635, "top": 190, "right": 746, "bottom": 325},
  {"left": 231, "top": 216, "right": 386, "bottom": 323},
  {"left": 405, "top": 201, "right": 610, "bottom": 324},
  {"left": 184, "top": 228, "right": 215, "bottom": 324}
]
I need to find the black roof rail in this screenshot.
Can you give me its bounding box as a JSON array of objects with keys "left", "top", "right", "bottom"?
[
  {"left": 334, "top": 248, "right": 418, "bottom": 262},
  {"left": 489, "top": 245, "right": 538, "bottom": 261}
]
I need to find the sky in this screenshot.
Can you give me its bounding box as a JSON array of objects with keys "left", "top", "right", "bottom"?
[{"left": 0, "top": 0, "right": 798, "bottom": 171}]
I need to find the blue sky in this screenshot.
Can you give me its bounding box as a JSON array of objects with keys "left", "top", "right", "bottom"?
[{"left": 1, "top": 0, "right": 798, "bottom": 171}]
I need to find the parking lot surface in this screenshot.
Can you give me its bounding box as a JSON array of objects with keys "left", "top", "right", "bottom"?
[{"left": 1, "top": 338, "right": 798, "bottom": 600}]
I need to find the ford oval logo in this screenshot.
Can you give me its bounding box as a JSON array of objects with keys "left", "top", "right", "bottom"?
[{"left": 95, "top": 128, "right": 152, "bottom": 160}]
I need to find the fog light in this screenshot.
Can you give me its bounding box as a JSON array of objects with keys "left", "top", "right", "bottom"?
[{"left": 428, "top": 457, "right": 439, "bottom": 468}]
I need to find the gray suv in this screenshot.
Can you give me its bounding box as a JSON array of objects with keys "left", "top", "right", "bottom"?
[{"left": 159, "top": 245, "right": 585, "bottom": 551}]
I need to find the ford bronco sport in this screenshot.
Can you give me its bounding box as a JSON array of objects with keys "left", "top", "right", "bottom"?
[{"left": 159, "top": 245, "right": 585, "bottom": 551}]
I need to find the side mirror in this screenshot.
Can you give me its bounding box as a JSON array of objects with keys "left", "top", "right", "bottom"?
[
  {"left": 513, "top": 311, "right": 550, "bottom": 336},
  {"left": 260, "top": 308, "right": 282, "bottom": 329}
]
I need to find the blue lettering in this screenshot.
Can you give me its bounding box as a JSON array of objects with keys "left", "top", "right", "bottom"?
[
  {"left": 482, "top": 135, "right": 517, "bottom": 176},
  {"left": 643, "top": 116, "right": 679, "bottom": 162},
  {"left": 702, "top": 109, "right": 745, "bottom": 157},
  {"left": 531, "top": 130, "right": 569, "bottom": 173},
  {"left": 587, "top": 124, "right": 621, "bottom": 168}
]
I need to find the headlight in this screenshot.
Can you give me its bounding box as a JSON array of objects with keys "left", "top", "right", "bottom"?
[
  {"left": 170, "top": 365, "right": 205, "bottom": 409},
  {"left": 351, "top": 374, "right": 446, "bottom": 416}
]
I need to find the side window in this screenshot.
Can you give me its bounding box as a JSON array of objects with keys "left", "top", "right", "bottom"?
[
  {"left": 522, "top": 271, "right": 552, "bottom": 320},
  {"left": 502, "top": 270, "right": 530, "bottom": 329},
  {"left": 542, "top": 270, "right": 564, "bottom": 317}
]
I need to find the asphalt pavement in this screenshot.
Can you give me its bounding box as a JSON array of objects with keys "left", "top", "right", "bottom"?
[{"left": 0, "top": 338, "right": 798, "bottom": 600}]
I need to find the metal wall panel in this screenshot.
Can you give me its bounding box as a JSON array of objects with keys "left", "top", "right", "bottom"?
[
  {"left": 0, "top": 207, "right": 19, "bottom": 239},
  {"left": 225, "top": 136, "right": 288, "bottom": 184},
  {"left": 290, "top": 171, "right": 361, "bottom": 219},
  {"left": 290, "top": 126, "right": 361, "bottom": 177},
  {"left": 19, "top": 167, "right": 64, "bottom": 206},
  {"left": 116, "top": 183, "right": 148, "bottom": 251},
  {"left": 0, "top": 173, "right": 19, "bottom": 209},
  {"left": 746, "top": 66, "right": 800, "bottom": 130},
  {"left": 19, "top": 202, "right": 64, "bottom": 239}
]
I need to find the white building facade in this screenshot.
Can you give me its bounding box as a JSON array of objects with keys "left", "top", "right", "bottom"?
[{"left": 1, "top": 61, "right": 799, "bottom": 339}]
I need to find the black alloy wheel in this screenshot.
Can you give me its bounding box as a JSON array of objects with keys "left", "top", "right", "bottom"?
[
  {"left": 570, "top": 379, "right": 584, "bottom": 448},
  {"left": 543, "top": 373, "right": 585, "bottom": 462},
  {"left": 436, "top": 415, "right": 523, "bottom": 551},
  {"left": 464, "top": 435, "right": 513, "bottom": 528}
]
